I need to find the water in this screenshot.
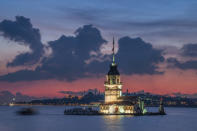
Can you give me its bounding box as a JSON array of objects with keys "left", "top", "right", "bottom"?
[{"left": 0, "top": 106, "right": 196, "bottom": 131}]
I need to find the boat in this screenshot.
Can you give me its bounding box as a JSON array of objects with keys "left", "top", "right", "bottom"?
[{"left": 17, "top": 108, "right": 37, "bottom": 115}]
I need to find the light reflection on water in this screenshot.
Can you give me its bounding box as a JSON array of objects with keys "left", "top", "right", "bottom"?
[
  {"left": 102, "top": 115, "right": 135, "bottom": 131},
  {"left": 0, "top": 106, "right": 197, "bottom": 131},
  {"left": 103, "top": 115, "right": 124, "bottom": 131}
]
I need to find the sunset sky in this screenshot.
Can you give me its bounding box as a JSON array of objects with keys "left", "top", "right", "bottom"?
[{"left": 1, "top": 0, "right": 197, "bottom": 97}]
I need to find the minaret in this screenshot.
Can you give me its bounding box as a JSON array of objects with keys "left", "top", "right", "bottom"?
[{"left": 104, "top": 37, "right": 122, "bottom": 103}]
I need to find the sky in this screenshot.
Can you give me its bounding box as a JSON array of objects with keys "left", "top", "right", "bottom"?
[{"left": 1, "top": 0, "right": 197, "bottom": 97}]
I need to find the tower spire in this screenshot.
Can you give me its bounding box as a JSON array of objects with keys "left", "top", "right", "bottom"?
[{"left": 112, "top": 37, "right": 115, "bottom": 65}]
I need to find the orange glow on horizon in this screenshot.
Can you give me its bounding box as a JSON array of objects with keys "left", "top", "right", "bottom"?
[{"left": 0, "top": 69, "right": 197, "bottom": 97}]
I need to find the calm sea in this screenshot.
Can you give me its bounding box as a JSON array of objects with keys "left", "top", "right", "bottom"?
[{"left": 0, "top": 106, "right": 196, "bottom": 131}]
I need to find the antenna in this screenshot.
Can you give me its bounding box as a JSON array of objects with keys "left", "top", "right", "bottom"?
[{"left": 112, "top": 37, "right": 115, "bottom": 65}]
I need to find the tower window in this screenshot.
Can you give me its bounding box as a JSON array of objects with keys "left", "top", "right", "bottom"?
[{"left": 112, "top": 78, "right": 115, "bottom": 84}]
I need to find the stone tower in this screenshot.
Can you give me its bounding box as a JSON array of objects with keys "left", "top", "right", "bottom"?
[{"left": 104, "top": 37, "right": 122, "bottom": 103}]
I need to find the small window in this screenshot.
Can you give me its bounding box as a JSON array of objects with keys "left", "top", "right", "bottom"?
[{"left": 112, "top": 78, "right": 115, "bottom": 84}]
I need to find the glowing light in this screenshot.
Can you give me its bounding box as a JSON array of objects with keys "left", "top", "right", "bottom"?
[
  {"left": 143, "top": 109, "right": 148, "bottom": 114},
  {"left": 109, "top": 105, "right": 115, "bottom": 114},
  {"left": 119, "top": 106, "right": 124, "bottom": 113}
]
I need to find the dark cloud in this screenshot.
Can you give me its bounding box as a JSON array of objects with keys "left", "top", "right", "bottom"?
[
  {"left": 35, "top": 34, "right": 165, "bottom": 80},
  {"left": 0, "top": 24, "right": 108, "bottom": 82},
  {"left": 117, "top": 37, "right": 164, "bottom": 74},
  {"left": 0, "top": 70, "right": 53, "bottom": 82},
  {"left": 37, "top": 24, "right": 108, "bottom": 81},
  {"left": 167, "top": 57, "right": 197, "bottom": 70},
  {"left": 167, "top": 43, "right": 197, "bottom": 70},
  {"left": 58, "top": 91, "right": 84, "bottom": 96},
  {"left": 0, "top": 16, "right": 44, "bottom": 66},
  {"left": 181, "top": 43, "right": 197, "bottom": 57},
  {"left": 0, "top": 21, "right": 165, "bottom": 82}
]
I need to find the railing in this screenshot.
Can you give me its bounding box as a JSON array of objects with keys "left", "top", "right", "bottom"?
[
  {"left": 104, "top": 81, "right": 123, "bottom": 85},
  {"left": 105, "top": 88, "right": 122, "bottom": 91}
]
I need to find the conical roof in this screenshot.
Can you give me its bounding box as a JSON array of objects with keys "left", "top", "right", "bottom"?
[{"left": 108, "top": 64, "right": 120, "bottom": 75}]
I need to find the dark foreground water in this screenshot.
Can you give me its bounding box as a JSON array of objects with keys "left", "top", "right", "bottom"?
[{"left": 0, "top": 106, "right": 196, "bottom": 131}]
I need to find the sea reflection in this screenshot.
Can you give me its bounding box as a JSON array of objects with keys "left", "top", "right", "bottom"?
[{"left": 102, "top": 115, "right": 133, "bottom": 131}]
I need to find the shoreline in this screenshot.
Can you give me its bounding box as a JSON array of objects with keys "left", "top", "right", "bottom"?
[{"left": 2, "top": 104, "right": 197, "bottom": 108}]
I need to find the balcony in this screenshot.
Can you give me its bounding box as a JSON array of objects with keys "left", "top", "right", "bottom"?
[{"left": 104, "top": 81, "right": 123, "bottom": 85}]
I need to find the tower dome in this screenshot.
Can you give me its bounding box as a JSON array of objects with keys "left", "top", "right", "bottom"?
[{"left": 108, "top": 64, "right": 120, "bottom": 75}]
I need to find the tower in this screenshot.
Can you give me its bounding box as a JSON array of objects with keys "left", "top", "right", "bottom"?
[
  {"left": 159, "top": 97, "right": 165, "bottom": 115},
  {"left": 104, "top": 37, "right": 122, "bottom": 103}
]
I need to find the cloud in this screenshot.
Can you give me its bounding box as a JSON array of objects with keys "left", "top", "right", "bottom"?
[
  {"left": 0, "top": 16, "right": 44, "bottom": 67},
  {"left": 167, "top": 57, "right": 197, "bottom": 70},
  {"left": 0, "top": 24, "right": 108, "bottom": 81},
  {"left": 58, "top": 91, "right": 84, "bottom": 96},
  {"left": 0, "top": 21, "right": 165, "bottom": 82},
  {"left": 37, "top": 24, "right": 108, "bottom": 81},
  {"left": 181, "top": 43, "right": 197, "bottom": 57},
  {"left": 117, "top": 37, "right": 164, "bottom": 74},
  {"left": 0, "top": 70, "right": 52, "bottom": 82},
  {"left": 167, "top": 43, "right": 197, "bottom": 70},
  {"left": 34, "top": 35, "right": 165, "bottom": 80}
]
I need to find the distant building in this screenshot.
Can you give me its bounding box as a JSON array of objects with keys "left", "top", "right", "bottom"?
[{"left": 100, "top": 38, "right": 137, "bottom": 114}]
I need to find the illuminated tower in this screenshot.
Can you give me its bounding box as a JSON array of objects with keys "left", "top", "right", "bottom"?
[{"left": 104, "top": 37, "right": 122, "bottom": 103}]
